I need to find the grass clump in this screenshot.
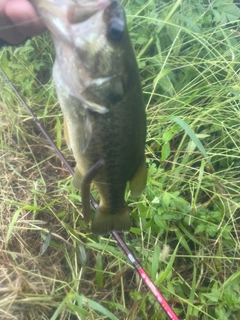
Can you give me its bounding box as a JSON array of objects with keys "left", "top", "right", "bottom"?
[{"left": 1, "top": 0, "right": 240, "bottom": 319}]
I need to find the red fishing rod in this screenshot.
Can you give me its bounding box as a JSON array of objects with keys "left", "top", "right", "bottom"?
[{"left": 1, "top": 67, "right": 180, "bottom": 320}]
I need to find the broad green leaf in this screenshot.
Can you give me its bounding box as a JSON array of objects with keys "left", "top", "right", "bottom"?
[
  {"left": 171, "top": 116, "right": 212, "bottom": 167},
  {"left": 161, "top": 142, "right": 170, "bottom": 161},
  {"left": 74, "top": 294, "right": 119, "bottom": 320}
]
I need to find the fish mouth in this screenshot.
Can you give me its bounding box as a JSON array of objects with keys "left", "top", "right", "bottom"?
[
  {"left": 67, "top": 0, "right": 110, "bottom": 24},
  {"left": 31, "top": 0, "right": 113, "bottom": 52},
  {"left": 32, "top": 0, "right": 110, "bottom": 24}
]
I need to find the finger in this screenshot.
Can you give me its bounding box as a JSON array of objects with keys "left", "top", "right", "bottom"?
[
  {"left": 0, "top": 15, "right": 26, "bottom": 44},
  {"left": 5, "top": 0, "right": 46, "bottom": 37}
]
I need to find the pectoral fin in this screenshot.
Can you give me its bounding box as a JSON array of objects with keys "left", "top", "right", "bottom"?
[
  {"left": 129, "top": 158, "right": 147, "bottom": 198},
  {"left": 80, "top": 159, "right": 105, "bottom": 223}
]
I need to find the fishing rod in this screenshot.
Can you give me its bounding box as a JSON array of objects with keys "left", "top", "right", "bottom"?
[{"left": 1, "top": 67, "right": 180, "bottom": 320}]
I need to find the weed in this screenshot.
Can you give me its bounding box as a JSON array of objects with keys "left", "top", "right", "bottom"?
[{"left": 1, "top": 0, "right": 240, "bottom": 319}]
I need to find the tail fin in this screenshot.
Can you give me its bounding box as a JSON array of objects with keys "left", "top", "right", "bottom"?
[{"left": 91, "top": 204, "right": 131, "bottom": 235}]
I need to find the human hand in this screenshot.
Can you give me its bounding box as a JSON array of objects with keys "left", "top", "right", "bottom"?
[{"left": 0, "top": 0, "right": 45, "bottom": 45}]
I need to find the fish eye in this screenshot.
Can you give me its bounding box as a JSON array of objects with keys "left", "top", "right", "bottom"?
[{"left": 108, "top": 19, "right": 124, "bottom": 42}]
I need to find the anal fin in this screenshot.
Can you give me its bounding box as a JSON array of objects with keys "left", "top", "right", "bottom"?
[
  {"left": 72, "top": 167, "right": 82, "bottom": 190},
  {"left": 64, "top": 117, "right": 71, "bottom": 149}
]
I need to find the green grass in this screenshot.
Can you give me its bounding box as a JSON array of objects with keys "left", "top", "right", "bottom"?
[{"left": 1, "top": 0, "right": 240, "bottom": 319}]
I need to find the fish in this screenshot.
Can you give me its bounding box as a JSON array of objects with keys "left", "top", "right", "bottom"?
[{"left": 30, "top": 0, "right": 147, "bottom": 235}]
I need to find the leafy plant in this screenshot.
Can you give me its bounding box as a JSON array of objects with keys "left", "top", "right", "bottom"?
[{"left": 1, "top": 0, "right": 240, "bottom": 319}]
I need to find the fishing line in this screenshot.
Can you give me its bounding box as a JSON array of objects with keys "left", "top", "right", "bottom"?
[
  {"left": 0, "top": 17, "right": 40, "bottom": 31},
  {"left": 0, "top": 67, "right": 180, "bottom": 320}
]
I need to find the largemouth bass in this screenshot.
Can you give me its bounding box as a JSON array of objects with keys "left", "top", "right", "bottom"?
[{"left": 31, "top": 0, "right": 147, "bottom": 234}]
